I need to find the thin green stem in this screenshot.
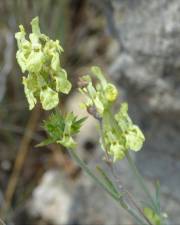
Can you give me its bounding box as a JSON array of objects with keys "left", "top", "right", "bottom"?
[
  {"left": 107, "top": 162, "right": 153, "bottom": 225},
  {"left": 69, "top": 149, "right": 119, "bottom": 201},
  {"left": 126, "top": 190, "right": 154, "bottom": 225},
  {"left": 68, "top": 149, "right": 147, "bottom": 225},
  {"left": 122, "top": 202, "right": 147, "bottom": 225},
  {"left": 126, "top": 151, "right": 157, "bottom": 212}
]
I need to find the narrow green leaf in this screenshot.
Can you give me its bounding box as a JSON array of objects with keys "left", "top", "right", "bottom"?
[
  {"left": 96, "top": 166, "right": 122, "bottom": 198},
  {"left": 36, "top": 138, "right": 55, "bottom": 147},
  {"left": 71, "top": 117, "right": 87, "bottom": 134}
]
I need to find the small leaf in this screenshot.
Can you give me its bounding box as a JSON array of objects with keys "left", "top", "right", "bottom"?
[
  {"left": 144, "top": 207, "right": 161, "bottom": 225},
  {"left": 36, "top": 138, "right": 55, "bottom": 147},
  {"left": 71, "top": 117, "right": 87, "bottom": 134}
]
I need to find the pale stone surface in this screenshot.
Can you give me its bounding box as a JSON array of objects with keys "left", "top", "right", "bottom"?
[{"left": 29, "top": 170, "right": 72, "bottom": 225}]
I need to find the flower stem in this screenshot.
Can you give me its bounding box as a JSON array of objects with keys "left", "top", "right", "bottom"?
[
  {"left": 68, "top": 149, "right": 148, "bottom": 225},
  {"left": 126, "top": 151, "right": 157, "bottom": 212},
  {"left": 69, "top": 149, "right": 119, "bottom": 200}
]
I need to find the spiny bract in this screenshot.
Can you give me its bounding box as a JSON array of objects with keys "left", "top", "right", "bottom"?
[{"left": 37, "top": 112, "right": 86, "bottom": 149}]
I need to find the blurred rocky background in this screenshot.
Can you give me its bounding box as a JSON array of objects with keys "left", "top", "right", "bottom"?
[{"left": 0, "top": 0, "right": 180, "bottom": 224}]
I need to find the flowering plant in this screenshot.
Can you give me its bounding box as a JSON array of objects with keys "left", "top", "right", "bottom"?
[{"left": 15, "top": 17, "right": 168, "bottom": 225}]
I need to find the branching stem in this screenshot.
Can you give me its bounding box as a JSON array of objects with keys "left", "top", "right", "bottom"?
[{"left": 68, "top": 149, "right": 147, "bottom": 225}]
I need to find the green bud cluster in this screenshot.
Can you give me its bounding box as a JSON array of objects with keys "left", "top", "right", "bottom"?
[
  {"left": 80, "top": 66, "right": 145, "bottom": 161},
  {"left": 79, "top": 66, "right": 118, "bottom": 116},
  {"left": 15, "top": 17, "right": 71, "bottom": 110}
]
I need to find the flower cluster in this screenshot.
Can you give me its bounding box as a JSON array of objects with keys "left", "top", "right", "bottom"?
[
  {"left": 15, "top": 17, "right": 71, "bottom": 110},
  {"left": 80, "top": 66, "right": 145, "bottom": 161},
  {"left": 79, "top": 66, "right": 118, "bottom": 116},
  {"left": 102, "top": 103, "right": 145, "bottom": 161}
]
